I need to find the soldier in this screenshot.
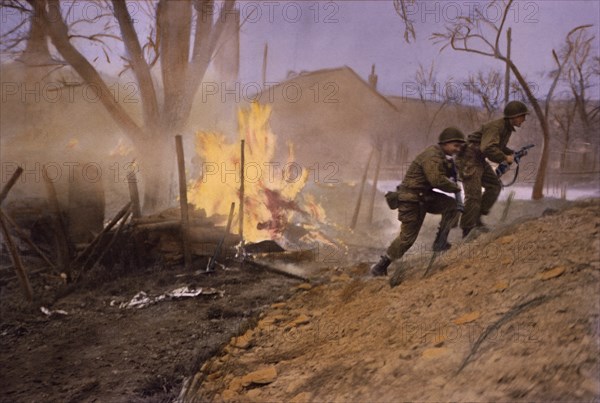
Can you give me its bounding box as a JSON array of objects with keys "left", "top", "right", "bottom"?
[
  {"left": 371, "top": 127, "right": 465, "bottom": 277},
  {"left": 457, "top": 101, "right": 529, "bottom": 238}
]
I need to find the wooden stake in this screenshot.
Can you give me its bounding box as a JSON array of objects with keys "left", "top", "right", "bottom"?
[
  {"left": 0, "top": 210, "right": 33, "bottom": 301},
  {"left": 504, "top": 27, "right": 512, "bottom": 104},
  {"left": 87, "top": 211, "right": 132, "bottom": 273},
  {"left": 74, "top": 202, "right": 131, "bottom": 267},
  {"left": 239, "top": 139, "right": 245, "bottom": 244},
  {"left": 366, "top": 148, "right": 382, "bottom": 225},
  {"left": 350, "top": 149, "right": 374, "bottom": 230},
  {"left": 127, "top": 170, "right": 142, "bottom": 219},
  {"left": 207, "top": 202, "right": 236, "bottom": 272},
  {"left": 175, "top": 135, "right": 192, "bottom": 269},
  {"left": 0, "top": 209, "right": 56, "bottom": 270},
  {"left": 42, "top": 165, "right": 71, "bottom": 278},
  {"left": 0, "top": 166, "right": 23, "bottom": 204},
  {"left": 262, "top": 42, "right": 268, "bottom": 85}
]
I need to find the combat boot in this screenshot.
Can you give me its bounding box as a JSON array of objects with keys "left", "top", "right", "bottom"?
[
  {"left": 432, "top": 239, "right": 452, "bottom": 252},
  {"left": 370, "top": 255, "right": 391, "bottom": 277},
  {"left": 433, "top": 227, "right": 451, "bottom": 252}
]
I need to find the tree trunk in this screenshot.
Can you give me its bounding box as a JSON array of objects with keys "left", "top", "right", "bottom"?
[
  {"left": 20, "top": 1, "right": 54, "bottom": 66},
  {"left": 507, "top": 61, "right": 548, "bottom": 200},
  {"left": 136, "top": 134, "right": 174, "bottom": 214}
]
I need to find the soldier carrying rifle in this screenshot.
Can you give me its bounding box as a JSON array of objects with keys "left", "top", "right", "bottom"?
[
  {"left": 456, "top": 100, "right": 530, "bottom": 238},
  {"left": 371, "top": 128, "right": 465, "bottom": 277}
]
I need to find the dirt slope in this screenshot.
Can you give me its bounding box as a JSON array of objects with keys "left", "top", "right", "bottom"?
[{"left": 182, "top": 201, "right": 600, "bottom": 402}]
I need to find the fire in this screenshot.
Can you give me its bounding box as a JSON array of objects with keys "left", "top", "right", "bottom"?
[{"left": 189, "top": 102, "right": 324, "bottom": 244}]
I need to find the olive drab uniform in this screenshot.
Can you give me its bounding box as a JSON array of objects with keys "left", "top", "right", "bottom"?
[
  {"left": 456, "top": 118, "right": 514, "bottom": 233},
  {"left": 386, "top": 145, "right": 461, "bottom": 260}
]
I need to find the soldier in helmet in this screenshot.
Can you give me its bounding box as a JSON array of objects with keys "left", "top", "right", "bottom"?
[
  {"left": 371, "top": 127, "right": 465, "bottom": 277},
  {"left": 456, "top": 100, "right": 529, "bottom": 238}
]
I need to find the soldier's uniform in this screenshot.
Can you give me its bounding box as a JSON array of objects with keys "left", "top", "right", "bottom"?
[
  {"left": 386, "top": 145, "right": 461, "bottom": 260},
  {"left": 456, "top": 118, "right": 514, "bottom": 234}
]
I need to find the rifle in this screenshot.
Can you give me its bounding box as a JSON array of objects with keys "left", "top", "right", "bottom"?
[
  {"left": 421, "top": 158, "right": 462, "bottom": 279},
  {"left": 449, "top": 158, "right": 464, "bottom": 213},
  {"left": 391, "top": 158, "right": 463, "bottom": 286},
  {"left": 495, "top": 144, "right": 535, "bottom": 183}
]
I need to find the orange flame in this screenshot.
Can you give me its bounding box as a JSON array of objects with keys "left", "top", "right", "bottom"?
[{"left": 189, "top": 102, "right": 324, "bottom": 243}]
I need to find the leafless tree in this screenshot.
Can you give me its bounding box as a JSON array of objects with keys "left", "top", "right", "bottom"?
[
  {"left": 429, "top": 0, "right": 589, "bottom": 200},
  {"left": 413, "top": 62, "right": 456, "bottom": 143},
  {"left": 1, "top": 0, "right": 237, "bottom": 211},
  {"left": 560, "top": 26, "right": 599, "bottom": 130},
  {"left": 393, "top": 0, "right": 416, "bottom": 43},
  {"left": 464, "top": 69, "right": 503, "bottom": 121}
]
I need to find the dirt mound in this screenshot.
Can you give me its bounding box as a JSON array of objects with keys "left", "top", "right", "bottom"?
[{"left": 181, "top": 200, "right": 600, "bottom": 402}]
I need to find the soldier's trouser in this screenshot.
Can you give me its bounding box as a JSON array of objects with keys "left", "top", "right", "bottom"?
[
  {"left": 386, "top": 192, "right": 458, "bottom": 260},
  {"left": 459, "top": 156, "right": 502, "bottom": 231}
]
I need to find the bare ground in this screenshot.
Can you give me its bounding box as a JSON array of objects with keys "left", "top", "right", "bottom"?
[
  {"left": 0, "top": 259, "right": 300, "bottom": 402},
  {"left": 182, "top": 200, "right": 600, "bottom": 402},
  {"left": 1, "top": 199, "right": 599, "bottom": 402}
]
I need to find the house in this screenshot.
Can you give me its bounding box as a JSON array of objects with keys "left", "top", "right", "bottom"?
[{"left": 250, "top": 66, "right": 402, "bottom": 181}]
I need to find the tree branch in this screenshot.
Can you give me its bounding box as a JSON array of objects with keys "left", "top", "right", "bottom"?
[
  {"left": 112, "top": 0, "right": 160, "bottom": 130},
  {"left": 40, "top": 0, "right": 145, "bottom": 143}
]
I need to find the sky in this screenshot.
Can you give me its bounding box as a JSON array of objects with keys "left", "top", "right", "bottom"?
[
  {"left": 1, "top": 0, "right": 598, "bottom": 100},
  {"left": 235, "top": 0, "right": 600, "bottom": 98}
]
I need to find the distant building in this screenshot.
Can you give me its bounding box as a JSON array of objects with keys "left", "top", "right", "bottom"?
[{"left": 250, "top": 66, "right": 402, "bottom": 180}]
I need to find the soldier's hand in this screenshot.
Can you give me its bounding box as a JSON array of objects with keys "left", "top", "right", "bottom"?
[{"left": 505, "top": 154, "right": 515, "bottom": 164}]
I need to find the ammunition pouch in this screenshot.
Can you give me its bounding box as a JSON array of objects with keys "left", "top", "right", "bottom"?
[{"left": 385, "top": 191, "right": 400, "bottom": 210}]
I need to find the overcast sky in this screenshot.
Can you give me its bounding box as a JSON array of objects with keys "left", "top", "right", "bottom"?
[
  {"left": 235, "top": 0, "right": 600, "bottom": 98},
  {"left": 1, "top": 0, "right": 598, "bottom": 100}
]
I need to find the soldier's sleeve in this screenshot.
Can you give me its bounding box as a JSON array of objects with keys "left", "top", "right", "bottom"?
[
  {"left": 502, "top": 144, "right": 514, "bottom": 155},
  {"left": 423, "top": 157, "right": 461, "bottom": 193},
  {"left": 480, "top": 122, "right": 508, "bottom": 163}
]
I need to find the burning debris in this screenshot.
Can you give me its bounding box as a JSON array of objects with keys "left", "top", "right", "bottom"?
[
  {"left": 0, "top": 102, "right": 351, "bottom": 305},
  {"left": 189, "top": 102, "right": 342, "bottom": 252}
]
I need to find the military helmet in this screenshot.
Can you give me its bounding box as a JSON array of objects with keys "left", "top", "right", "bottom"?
[
  {"left": 438, "top": 127, "right": 466, "bottom": 144},
  {"left": 504, "top": 101, "right": 529, "bottom": 118}
]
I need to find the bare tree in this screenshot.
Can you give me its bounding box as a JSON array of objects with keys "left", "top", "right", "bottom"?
[
  {"left": 561, "top": 26, "right": 599, "bottom": 130},
  {"left": 2, "top": 0, "right": 237, "bottom": 211},
  {"left": 430, "top": 0, "right": 589, "bottom": 200},
  {"left": 413, "top": 62, "right": 455, "bottom": 143},
  {"left": 393, "top": 0, "right": 416, "bottom": 43},
  {"left": 464, "top": 69, "right": 503, "bottom": 120}
]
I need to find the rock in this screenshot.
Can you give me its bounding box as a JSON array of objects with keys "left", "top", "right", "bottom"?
[
  {"left": 422, "top": 347, "right": 448, "bottom": 359},
  {"left": 241, "top": 366, "right": 278, "bottom": 386},
  {"left": 227, "top": 377, "right": 244, "bottom": 393},
  {"left": 330, "top": 273, "right": 352, "bottom": 282},
  {"left": 537, "top": 266, "right": 566, "bottom": 280},
  {"left": 285, "top": 314, "right": 311, "bottom": 330},
  {"left": 498, "top": 235, "right": 515, "bottom": 244},
  {"left": 245, "top": 388, "right": 262, "bottom": 399},
  {"left": 232, "top": 330, "right": 254, "bottom": 349},
  {"left": 297, "top": 283, "right": 312, "bottom": 291},
  {"left": 493, "top": 280, "right": 509, "bottom": 292},
  {"left": 452, "top": 311, "right": 480, "bottom": 325},
  {"left": 206, "top": 371, "right": 222, "bottom": 381},
  {"left": 271, "top": 302, "right": 287, "bottom": 309}
]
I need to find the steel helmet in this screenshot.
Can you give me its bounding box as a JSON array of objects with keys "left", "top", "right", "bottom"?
[
  {"left": 504, "top": 101, "right": 529, "bottom": 118},
  {"left": 438, "top": 127, "right": 466, "bottom": 144}
]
